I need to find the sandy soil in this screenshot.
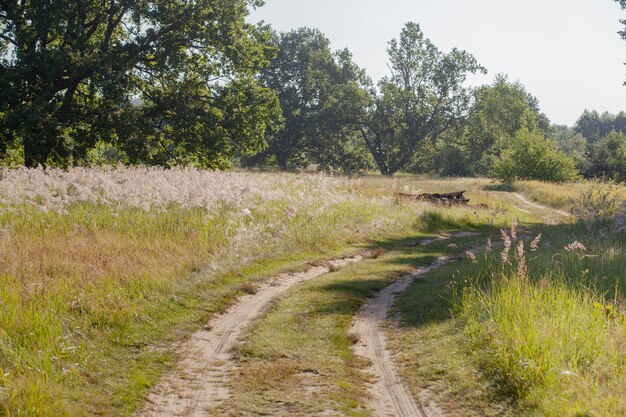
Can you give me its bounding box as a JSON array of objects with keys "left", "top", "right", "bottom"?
[
  {"left": 349, "top": 256, "right": 453, "bottom": 417},
  {"left": 510, "top": 192, "right": 571, "bottom": 217},
  {"left": 137, "top": 254, "right": 368, "bottom": 417}
]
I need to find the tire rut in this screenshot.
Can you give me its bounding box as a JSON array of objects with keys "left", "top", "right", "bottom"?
[
  {"left": 349, "top": 256, "right": 454, "bottom": 417},
  {"left": 137, "top": 254, "right": 368, "bottom": 417}
]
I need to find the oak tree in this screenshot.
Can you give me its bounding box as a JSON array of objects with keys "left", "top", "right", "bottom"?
[{"left": 0, "top": 0, "right": 281, "bottom": 167}]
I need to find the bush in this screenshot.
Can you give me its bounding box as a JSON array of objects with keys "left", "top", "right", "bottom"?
[{"left": 491, "top": 129, "right": 580, "bottom": 183}]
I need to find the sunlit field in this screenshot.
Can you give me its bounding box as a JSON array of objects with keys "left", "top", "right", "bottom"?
[{"left": 0, "top": 167, "right": 522, "bottom": 416}]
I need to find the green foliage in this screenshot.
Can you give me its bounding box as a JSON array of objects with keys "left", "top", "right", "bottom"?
[
  {"left": 0, "top": 0, "right": 282, "bottom": 167},
  {"left": 359, "top": 22, "right": 485, "bottom": 175},
  {"left": 456, "top": 222, "right": 626, "bottom": 416},
  {"left": 491, "top": 129, "right": 580, "bottom": 183},
  {"left": 574, "top": 110, "right": 626, "bottom": 144},
  {"left": 253, "top": 28, "right": 374, "bottom": 173},
  {"left": 617, "top": 0, "right": 626, "bottom": 85},
  {"left": 584, "top": 130, "right": 626, "bottom": 181},
  {"left": 465, "top": 74, "right": 544, "bottom": 175}
]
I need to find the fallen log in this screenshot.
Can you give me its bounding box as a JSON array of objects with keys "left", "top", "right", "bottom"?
[{"left": 395, "top": 191, "right": 470, "bottom": 206}]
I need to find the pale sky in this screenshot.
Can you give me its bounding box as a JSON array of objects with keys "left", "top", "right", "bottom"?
[{"left": 248, "top": 0, "right": 626, "bottom": 126}]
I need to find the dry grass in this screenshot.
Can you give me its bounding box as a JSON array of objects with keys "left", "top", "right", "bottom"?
[{"left": 0, "top": 169, "right": 530, "bottom": 416}]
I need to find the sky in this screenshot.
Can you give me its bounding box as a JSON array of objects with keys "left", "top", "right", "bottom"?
[{"left": 247, "top": 0, "right": 626, "bottom": 126}]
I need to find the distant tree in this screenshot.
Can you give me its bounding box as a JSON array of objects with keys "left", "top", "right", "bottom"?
[
  {"left": 585, "top": 130, "right": 626, "bottom": 181},
  {"left": 574, "top": 110, "right": 602, "bottom": 143},
  {"left": 0, "top": 0, "right": 282, "bottom": 168},
  {"left": 464, "top": 74, "right": 543, "bottom": 175},
  {"left": 254, "top": 28, "right": 374, "bottom": 172},
  {"left": 358, "top": 22, "right": 485, "bottom": 175},
  {"left": 617, "top": 0, "right": 626, "bottom": 84},
  {"left": 552, "top": 125, "right": 587, "bottom": 166},
  {"left": 491, "top": 128, "right": 580, "bottom": 183},
  {"left": 574, "top": 110, "right": 626, "bottom": 143}
]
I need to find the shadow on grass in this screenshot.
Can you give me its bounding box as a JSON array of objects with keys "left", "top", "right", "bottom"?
[
  {"left": 311, "top": 228, "right": 503, "bottom": 324},
  {"left": 315, "top": 219, "right": 584, "bottom": 331}
]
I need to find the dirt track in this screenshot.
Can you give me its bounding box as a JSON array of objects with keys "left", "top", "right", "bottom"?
[
  {"left": 349, "top": 257, "right": 453, "bottom": 417},
  {"left": 137, "top": 254, "right": 366, "bottom": 417},
  {"left": 138, "top": 192, "right": 568, "bottom": 417},
  {"left": 510, "top": 192, "right": 571, "bottom": 217}
]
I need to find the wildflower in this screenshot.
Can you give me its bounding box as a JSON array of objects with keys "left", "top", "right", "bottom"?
[
  {"left": 564, "top": 241, "right": 587, "bottom": 252},
  {"left": 466, "top": 251, "right": 478, "bottom": 263},
  {"left": 530, "top": 234, "right": 542, "bottom": 252}
]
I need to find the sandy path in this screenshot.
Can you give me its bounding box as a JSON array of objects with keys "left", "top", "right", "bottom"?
[
  {"left": 510, "top": 192, "right": 571, "bottom": 217},
  {"left": 350, "top": 256, "right": 453, "bottom": 417},
  {"left": 137, "top": 254, "right": 367, "bottom": 417}
]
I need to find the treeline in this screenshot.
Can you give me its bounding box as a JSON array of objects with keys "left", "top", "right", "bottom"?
[{"left": 1, "top": 0, "right": 624, "bottom": 182}]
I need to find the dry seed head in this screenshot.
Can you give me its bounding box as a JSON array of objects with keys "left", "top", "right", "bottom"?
[{"left": 531, "top": 234, "right": 542, "bottom": 252}]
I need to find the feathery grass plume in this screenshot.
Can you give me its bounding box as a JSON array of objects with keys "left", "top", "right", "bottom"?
[
  {"left": 510, "top": 219, "right": 518, "bottom": 240},
  {"left": 466, "top": 251, "right": 478, "bottom": 264},
  {"left": 564, "top": 241, "right": 587, "bottom": 252},
  {"left": 531, "top": 233, "right": 542, "bottom": 252},
  {"left": 486, "top": 237, "right": 493, "bottom": 253},
  {"left": 501, "top": 229, "right": 512, "bottom": 264},
  {"left": 517, "top": 240, "right": 527, "bottom": 276}
]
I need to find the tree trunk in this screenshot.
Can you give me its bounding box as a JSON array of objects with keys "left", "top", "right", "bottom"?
[
  {"left": 276, "top": 150, "right": 288, "bottom": 171},
  {"left": 23, "top": 126, "right": 50, "bottom": 168}
]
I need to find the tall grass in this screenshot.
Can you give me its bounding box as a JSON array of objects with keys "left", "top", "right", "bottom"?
[
  {"left": 0, "top": 168, "right": 518, "bottom": 416},
  {"left": 456, "top": 220, "right": 626, "bottom": 416},
  {"left": 497, "top": 179, "right": 626, "bottom": 211}
]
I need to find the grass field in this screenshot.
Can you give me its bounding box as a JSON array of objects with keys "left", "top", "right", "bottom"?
[
  {"left": 0, "top": 168, "right": 524, "bottom": 416},
  {"left": 1, "top": 167, "right": 625, "bottom": 416}
]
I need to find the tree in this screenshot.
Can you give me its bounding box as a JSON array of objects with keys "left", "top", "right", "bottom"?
[
  {"left": 0, "top": 0, "right": 282, "bottom": 167},
  {"left": 585, "top": 130, "right": 626, "bottom": 181},
  {"left": 552, "top": 124, "right": 587, "bottom": 167},
  {"left": 359, "top": 22, "right": 485, "bottom": 175},
  {"left": 255, "top": 28, "right": 374, "bottom": 172},
  {"left": 491, "top": 129, "right": 580, "bottom": 183},
  {"left": 617, "top": 0, "right": 626, "bottom": 84},
  {"left": 573, "top": 110, "right": 626, "bottom": 144},
  {"left": 464, "top": 74, "right": 544, "bottom": 175}
]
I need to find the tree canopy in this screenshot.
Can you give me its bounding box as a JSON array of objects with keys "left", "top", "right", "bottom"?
[
  {"left": 464, "top": 74, "right": 545, "bottom": 175},
  {"left": 359, "top": 22, "right": 485, "bottom": 175},
  {"left": 0, "top": 0, "right": 282, "bottom": 167},
  {"left": 252, "top": 27, "right": 374, "bottom": 172},
  {"left": 491, "top": 128, "right": 580, "bottom": 183}
]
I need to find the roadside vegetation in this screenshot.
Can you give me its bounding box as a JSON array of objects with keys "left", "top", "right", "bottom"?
[
  {"left": 387, "top": 187, "right": 626, "bottom": 417},
  {"left": 0, "top": 168, "right": 526, "bottom": 416}
]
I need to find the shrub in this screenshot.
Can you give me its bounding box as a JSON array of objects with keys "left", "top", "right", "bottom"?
[{"left": 491, "top": 129, "right": 580, "bottom": 183}]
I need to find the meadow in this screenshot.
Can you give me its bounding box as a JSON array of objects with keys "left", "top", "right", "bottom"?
[
  {"left": 0, "top": 167, "right": 520, "bottom": 416},
  {"left": 0, "top": 167, "right": 624, "bottom": 417}
]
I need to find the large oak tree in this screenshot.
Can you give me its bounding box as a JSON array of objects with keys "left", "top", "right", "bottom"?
[{"left": 0, "top": 0, "right": 281, "bottom": 167}]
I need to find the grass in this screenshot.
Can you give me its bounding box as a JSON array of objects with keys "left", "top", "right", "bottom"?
[
  {"left": 455, "top": 221, "right": 626, "bottom": 417},
  {"left": 216, "top": 234, "right": 500, "bottom": 416},
  {"left": 485, "top": 179, "right": 626, "bottom": 211},
  {"left": 0, "top": 170, "right": 529, "bottom": 416},
  {"left": 207, "top": 198, "right": 520, "bottom": 415},
  {"left": 6, "top": 168, "right": 619, "bottom": 416},
  {"left": 388, "top": 215, "right": 626, "bottom": 417}
]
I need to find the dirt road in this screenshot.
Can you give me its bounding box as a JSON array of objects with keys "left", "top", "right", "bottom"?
[
  {"left": 137, "top": 254, "right": 367, "bottom": 417},
  {"left": 349, "top": 256, "right": 453, "bottom": 417}
]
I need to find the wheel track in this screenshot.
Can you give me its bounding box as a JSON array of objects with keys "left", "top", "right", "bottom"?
[
  {"left": 137, "top": 254, "right": 367, "bottom": 417},
  {"left": 349, "top": 256, "right": 454, "bottom": 417}
]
